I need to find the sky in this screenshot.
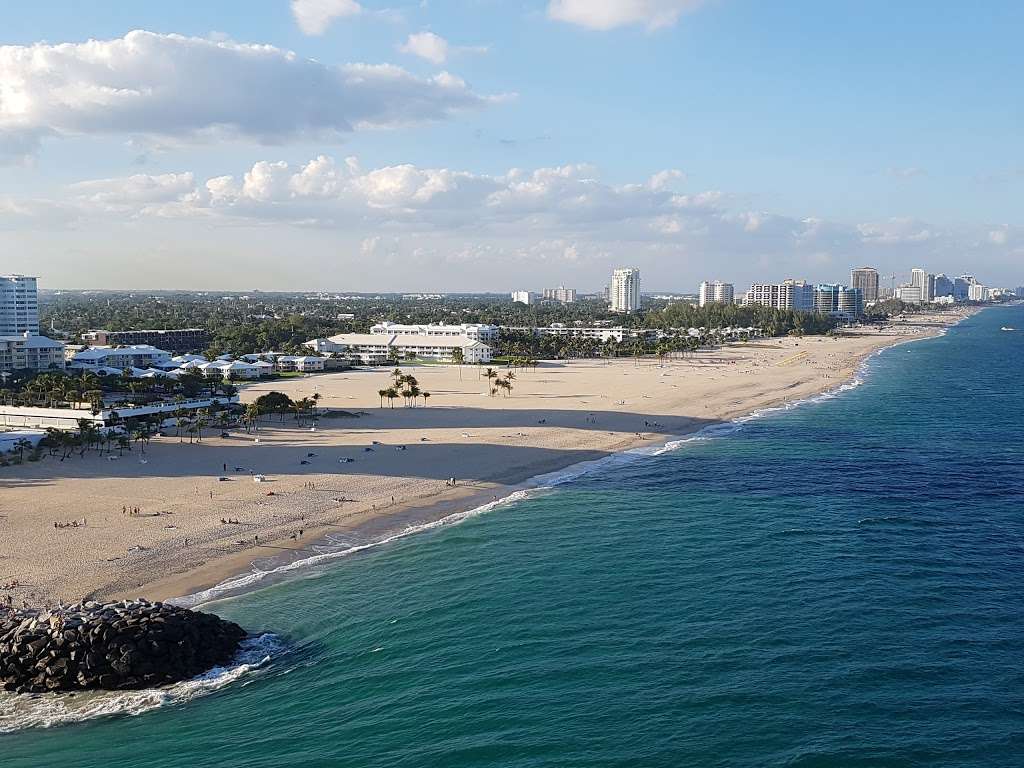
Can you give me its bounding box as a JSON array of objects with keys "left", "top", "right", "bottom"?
[{"left": 1, "top": 0, "right": 1022, "bottom": 293}]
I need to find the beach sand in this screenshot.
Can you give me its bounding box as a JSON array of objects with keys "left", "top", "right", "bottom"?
[{"left": 0, "top": 310, "right": 974, "bottom": 606}]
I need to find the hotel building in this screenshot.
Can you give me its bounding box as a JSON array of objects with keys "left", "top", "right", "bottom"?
[
  {"left": 307, "top": 333, "right": 492, "bottom": 365},
  {"left": 369, "top": 322, "right": 498, "bottom": 344}
]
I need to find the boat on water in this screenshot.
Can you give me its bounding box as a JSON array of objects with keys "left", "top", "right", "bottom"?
[{"left": 1001, "top": 326, "right": 1016, "bottom": 332}]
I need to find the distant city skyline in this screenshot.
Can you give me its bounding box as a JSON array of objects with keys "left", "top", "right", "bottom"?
[{"left": 1, "top": 3, "right": 1023, "bottom": 290}]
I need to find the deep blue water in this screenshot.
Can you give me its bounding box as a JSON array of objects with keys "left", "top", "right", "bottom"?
[{"left": 3, "top": 306, "right": 1023, "bottom": 767}]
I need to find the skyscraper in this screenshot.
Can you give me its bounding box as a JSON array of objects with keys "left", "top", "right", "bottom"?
[
  {"left": 850, "top": 267, "right": 879, "bottom": 304},
  {"left": 954, "top": 275, "right": 976, "bottom": 301},
  {"left": 911, "top": 268, "right": 935, "bottom": 302},
  {"left": 610, "top": 268, "right": 641, "bottom": 313},
  {"left": 0, "top": 275, "right": 39, "bottom": 336},
  {"left": 933, "top": 274, "right": 954, "bottom": 299},
  {"left": 698, "top": 280, "right": 735, "bottom": 307}
]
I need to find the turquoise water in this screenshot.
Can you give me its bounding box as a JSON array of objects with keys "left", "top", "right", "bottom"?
[{"left": 4, "top": 306, "right": 1023, "bottom": 767}]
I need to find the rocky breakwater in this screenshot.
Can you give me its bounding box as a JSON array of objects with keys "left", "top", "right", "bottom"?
[{"left": 0, "top": 600, "right": 247, "bottom": 694}]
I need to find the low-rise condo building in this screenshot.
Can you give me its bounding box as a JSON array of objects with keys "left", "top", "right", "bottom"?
[
  {"left": 69, "top": 345, "right": 173, "bottom": 371},
  {"left": 80, "top": 328, "right": 208, "bottom": 353},
  {"left": 0, "top": 333, "right": 66, "bottom": 373},
  {"left": 0, "top": 396, "right": 239, "bottom": 432},
  {"left": 501, "top": 324, "right": 657, "bottom": 343},
  {"left": 369, "top": 322, "right": 499, "bottom": 343},
  {"left": 307, "top": 333, "right": 492, "bottom": 364}
]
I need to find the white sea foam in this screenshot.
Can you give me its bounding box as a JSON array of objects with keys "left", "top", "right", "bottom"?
[
  {"left": 172, "top": 490, "right": 538, "bottom": 608},
  {"left": 0, "top": 633, "right": 283, "bottom": 734}
]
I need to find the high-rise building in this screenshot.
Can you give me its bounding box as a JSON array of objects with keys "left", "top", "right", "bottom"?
[
  {"left": 837, "top": 287, "right": 864, "bottom": 318},
  {"left": 968, "top": 284, "right": 989, "bottom": 302},
  {"left": 954, "top": 275, "right": 976, "bottom": 301},
  {"left": 814, "top": 285, "right": 864, "bottom": 319},
  {"left": 933, "top": 274, "right": 954, "bottom": 299},
  {"left": 744, "top": 279, "right": 814, "bottom": 311},
  {"left": 0, "top": 275, "right": 39, "bottom": 336},
  {"left": 698, "top": 280, "right": 735, "bottom": 307},
  {"left": 543, "top": 287, "right": 577, "bottom": 303},
  {"left": 850, "top": 267, "right": 880, "bottom": 304},
  {"left": 895, "top": 285, "right": 924, "bottom": 304},
  {"left": 910, "top": 268, "right": 935, "bottom": 302},
  {"left": 1016, "top": 286, "right": 1024, "bottom": 299},
  {"left": 609, "top": 268, "right": 641, "bottom": 313},
  {"left": 511, "top": 291, "right": 536, "bottom": 306}
]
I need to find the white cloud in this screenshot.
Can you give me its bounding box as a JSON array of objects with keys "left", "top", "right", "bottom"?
[
  {"left": 398, "top": 31, "right": 489, "bottom": 65},
  {"left": 291, "top": 0, "right": 362, "bottom": 35},
  {"left": 547, "top": 0, "right": 708, "bottom": 31},
  {"left": 0, "top": 30, "right": 499, "bottom": 160},
  {"left": 886, "top": 166, "right": 927, "bottom": 179},
  {"left": 400, "top": 32, "right": 450, "bottom": 64},
  {"left": 857, "top": 217, "right": 934, "bottom": 245}
]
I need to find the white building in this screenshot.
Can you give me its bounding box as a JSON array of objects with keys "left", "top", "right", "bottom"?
[
  {"left": 511, "top": 291, "right": 536, "bottom": 305},
  {"left": 194, "top": 360, "right": 267, "bottom": 380},
  {"left": 308, "top": 333, "right": 492, "bottom": 364},
  {"left": 744, "top": 280, "right": 815, "bottom": 311},
  {"left": 610, "top": 268, "right": 641, "bottom": 313},
  {"left": 698, "top": 281, "right": 735, "bottom": 307},
  {"left": 501, "top": 324, "right": 657, "bottom": 343},
  {"left": 70, "top": 345, "right": 173, "bottom": 371},
  {"left": 369, "top": 322, "right": 499, "bottom": 343},
  {"left": 0, "top": 333, "right": 66, "bottom": 373},
  {"left": 0, "top": 396, "right": 238, "bottom": 432},
  {"left": 968, "top": 283, "right": 990, "bottom": 302},
  {"left": 910, "top": 268, "right": 935, "bottom": 302},
  {"left": 543, "top": 287, "right": 577, "bottom": 303},
  {"left": 0, "top": 275, "right": 40, "bottom": 336},
  {"left": 895, "top": 285, "right": 924, "bottom": 304}
]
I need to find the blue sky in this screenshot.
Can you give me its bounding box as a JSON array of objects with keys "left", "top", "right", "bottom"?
[{"left": 1, "top": 0, "right": 1021, "bottom": 291}]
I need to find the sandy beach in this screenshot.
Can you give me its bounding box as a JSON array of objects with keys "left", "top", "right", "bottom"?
[{"left": 0, "top": 310, "right": 975, "bottom": 606}]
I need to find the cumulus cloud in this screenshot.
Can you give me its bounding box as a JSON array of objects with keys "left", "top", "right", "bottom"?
[
  {"left": 291, "top": 0, "right": 363, "bottom": 35},
  {"left": 548, "top": 0, "right": 708, "bottom": 31},
  {"left": 398, "top": 32, "right": 489, "bottom": 65},
  {"left": 400, "top": 32, "right": 450, "bottom": 64},
  {"left": 10, "top": 155, "right": 1013, "bottom": 289},
  {"left": 0, "top": 30, "right": 499, "bottom": 160}
]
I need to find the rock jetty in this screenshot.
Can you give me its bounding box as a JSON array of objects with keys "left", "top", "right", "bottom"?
[{"left": 0, "top": 599, "right": 247, "bottom": 694}]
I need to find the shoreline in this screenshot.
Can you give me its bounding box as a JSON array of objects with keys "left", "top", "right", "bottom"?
[
  {"left": 157, "top": 308, "right": 979, "bottom": 607},
  {"left": 0, "top": 308, "right": 981, "bottom": 608}
]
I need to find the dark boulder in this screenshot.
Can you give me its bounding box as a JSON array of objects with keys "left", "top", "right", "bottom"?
[{"left": 0, "top": 600, "right": 246, "bottom": 694}]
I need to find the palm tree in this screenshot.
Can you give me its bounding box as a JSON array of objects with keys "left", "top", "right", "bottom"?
[
  {"left": 385, "top": 387, "right": 399, "bottom": 408},
  {"left": 422, "top": 392, "right": 431, "bottom": 407},
  {"left": 378, "top": 388, "right": 389, "bottom": 408},
  {"left": 451, "top": 347, "right": 465, "bottom": 380},
  {"left": 484, "top": 368, "right": 498, "bottom": 395}
]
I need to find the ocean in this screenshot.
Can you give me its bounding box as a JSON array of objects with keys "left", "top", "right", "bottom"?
[{"left": 3, "top": 305, "right": 1023, "bottom": 767}]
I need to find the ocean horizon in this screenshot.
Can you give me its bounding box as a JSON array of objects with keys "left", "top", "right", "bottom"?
[{"left": 3, "top": 304, "right": 1022, "bottom": 767}]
